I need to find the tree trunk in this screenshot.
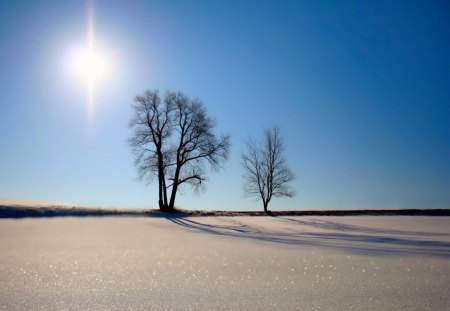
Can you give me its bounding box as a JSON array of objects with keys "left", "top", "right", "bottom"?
[
  {"left": 157, "top": 149, "right": 170, "bottom": 211},
  {"left": 158, "top": 176, "right": 165, "bottom": 211},
  {"left": 168, "top": 184, "right": 177, "bottom": 212},
  {"left": 168, "top": 158, "right": 182, "bottom": 212},
  {"left": 168, "top": 174, "right": 179, "bottom": 211},
  {"left": 161, "top": 177, "right": 168, "bottom": 210},
  {"left": 263, "top": 201, "right": 268, "bottom": 213}
]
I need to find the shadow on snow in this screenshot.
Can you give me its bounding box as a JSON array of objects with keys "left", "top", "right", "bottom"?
[{"left": 165, "top": 216, "right": 450, "bottom": 258}]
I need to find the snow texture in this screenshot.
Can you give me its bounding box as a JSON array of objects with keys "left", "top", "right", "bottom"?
[{"left": 0, "top": 216, "right": 449, "bottom": 310}]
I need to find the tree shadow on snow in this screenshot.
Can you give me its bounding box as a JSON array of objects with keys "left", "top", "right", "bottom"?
[{"left": 165, "top": 216, "right": 450, "bottom": 258}]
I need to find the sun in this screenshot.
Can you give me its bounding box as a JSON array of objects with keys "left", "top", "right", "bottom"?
[
  {"left": 67, "top": 2, "right": 111, "bottom": 119},
  {"left": 70, "top": 44, "right": 110, "bottom": 119},
  {"left": 72, "top": 47, "right": 109, "bottom": 83}
]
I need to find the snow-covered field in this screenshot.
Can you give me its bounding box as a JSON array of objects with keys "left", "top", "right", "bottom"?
[{"left": 0, "top": 215, "right": 449, "bottom": 310}]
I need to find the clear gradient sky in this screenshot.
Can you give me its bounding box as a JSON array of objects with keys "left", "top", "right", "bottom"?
[{"left": 0, "top": 1, "right": 449, "bottom": 210}]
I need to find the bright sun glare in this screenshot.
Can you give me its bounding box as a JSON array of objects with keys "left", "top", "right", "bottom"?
[
  {"left": 73, "top": 47, "right": 109, "bottom": 82},
  {"left": 69, "top": 2, "right": 111, "bottom": 119}
]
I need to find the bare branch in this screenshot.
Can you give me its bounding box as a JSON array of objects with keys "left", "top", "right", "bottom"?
[
  {"left": 129, "top": 89, "right": 230, "bottom": 211},
  {"left": 241, "top": 125, "right": 295, "bottom": 212}
]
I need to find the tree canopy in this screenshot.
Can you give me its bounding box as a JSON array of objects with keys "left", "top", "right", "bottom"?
[
  {"left": 129, "top": 90, "right": 230, "bottom": 211},
  {"left": 242, "top": 126, "right": 295, "bottom": 212}
]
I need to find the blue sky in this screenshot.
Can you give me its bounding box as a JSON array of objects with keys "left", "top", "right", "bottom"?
[{"left": 0, "top": 1, "right": 449, "bottom": 210}]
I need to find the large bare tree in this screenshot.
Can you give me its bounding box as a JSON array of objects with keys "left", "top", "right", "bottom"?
[
  {"left": 242, "top": 126, "right": 295, "bottom": 212},
  {"left": 129, "top": 90, "right": 230, "bottom": 212}
]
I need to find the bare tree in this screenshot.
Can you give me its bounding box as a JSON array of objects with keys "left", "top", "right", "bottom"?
[
  {"left": 242, "top": 126, "right": 295, "bottom": 212},
  {"left": 129, "top": 90, "right": 230, "bottom": 212}
]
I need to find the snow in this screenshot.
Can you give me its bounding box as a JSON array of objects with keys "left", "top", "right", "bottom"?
[{"left": 0, "top": 216, "right": 449, "bottom": 310}]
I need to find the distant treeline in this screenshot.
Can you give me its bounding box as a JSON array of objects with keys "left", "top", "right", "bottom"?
[{"left": 0, "top": 205, "right": 449, "bottom": 218}]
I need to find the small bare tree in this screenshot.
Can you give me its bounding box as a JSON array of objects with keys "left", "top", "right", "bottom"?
[
  {"left": 129, "top": 90, "right": 230, "bottom": 212},
  {"left": 242, "top": 126, "right": 295, "bottom": 212}
]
